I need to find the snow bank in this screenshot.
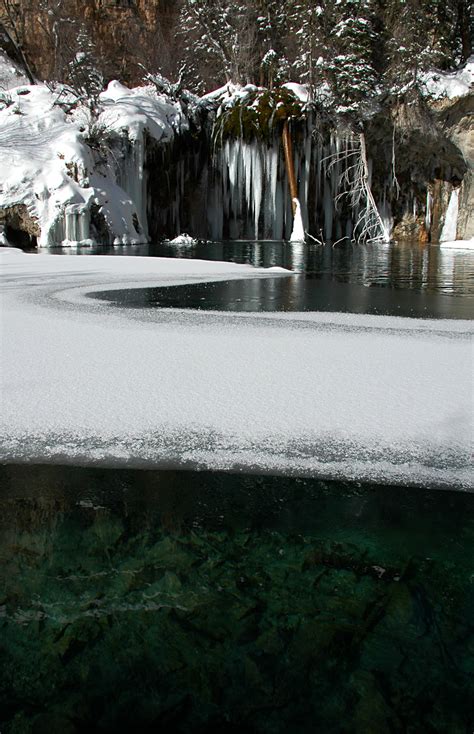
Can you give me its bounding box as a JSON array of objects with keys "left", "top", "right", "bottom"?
[
  {"left": 99, "top": 80, "right": 186, "bottom": 142},
  {"left": 0, "top": 251, "right": 471, "bottom": 490},
  {"left": 0, "top": 65, "right": 189, "bottom": 247},
  {"left": 421, "top": 57, "right": 473, "bottom": 100},
  {"left": 0, "top": 248, "right": 280, "bottom": 278},
  {"left": 0, "top": 84, "right": 97, "bottom": 247},
  {"left": 282, "top": 82, "right": 309, "bottom": 103}
]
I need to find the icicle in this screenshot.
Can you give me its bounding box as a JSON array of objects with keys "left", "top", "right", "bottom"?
[
  {"left": 425, "top": 188, "right": 432, "bottom": 232},
  {"left": 78, "top": 209, "right": 90, "bottom": 242},
  {"left": 253, "top": 144, "right": 262, "bottom": 239},
  {"left": 116, "top": 134, "right": 148, "bottom": 239},
  {"left": 323, "top": 183, "right": 333, "bottom": 242},
  {"left": 377, "top": 194, "right": 393, "bottom": 242},
  {"left": 243, "top": 142, "right": 252, "bottom": 219},
  {"left": 270, "top": 146, "right": 278, "bottom": 225},
  {"left": 227, "top": 139, "right": 237, "bottom": 189},
  {"left": 440, "top": 188, "right": 459, "bottom": 242},
  {"left": 275, "top": 180, "right": 284, "bottom": 240},
  {"left": 63, "top": 204, "right": 90, "bottom": 244}
]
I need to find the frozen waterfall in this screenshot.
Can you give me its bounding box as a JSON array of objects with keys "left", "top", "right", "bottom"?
[{"left": 440, "top": 188, "right": 459, "bottom": 242}]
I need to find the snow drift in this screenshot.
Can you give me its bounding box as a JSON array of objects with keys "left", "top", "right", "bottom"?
[{"left": 0, "top": 250, "right": 472, "bottom": 490}]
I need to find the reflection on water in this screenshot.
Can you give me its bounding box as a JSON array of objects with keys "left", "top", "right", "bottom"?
[
  {"left": 1, "top": 465, "right": 473, "bottom": 733},
  {"left": 94, "top": 274, "right": 473, "bottom": 319},
  {"left": 48, "top": 239, "right": 474, "bottom": 299},
  {"left": 54, "top": 239, "right": 473, "bottom": 318}
]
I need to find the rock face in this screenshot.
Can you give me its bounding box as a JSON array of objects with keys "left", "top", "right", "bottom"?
[
  {"left": 8, "top": 0, "right": 179, "bottom": 85},
  {"left": 457, "top": 171, "right": 474, "bottom": 239},
  {"left": 430, "top": 94, "right": 474, "bottom": 239},
  {"left": 0, "top": 203, "right": 40, "bottom": 246},
  {"left": 360, "top": 89, "right": 473, "bottom": 243}
]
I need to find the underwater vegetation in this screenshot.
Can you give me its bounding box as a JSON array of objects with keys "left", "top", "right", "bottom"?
[{"left": 0, "top": 466, "right": 473, "bottom": 733}]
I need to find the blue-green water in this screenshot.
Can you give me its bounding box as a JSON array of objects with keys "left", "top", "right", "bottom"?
[{"left": 1, "top": 465, "right": 473, "bottom": 733}]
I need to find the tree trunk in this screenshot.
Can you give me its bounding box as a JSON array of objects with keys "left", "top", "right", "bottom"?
[
  {"left": 458, "top": 0, "right": 472, "bottom": 62},
  {"left": 282, "top": 120, "right": 298, "bottom": 215}
]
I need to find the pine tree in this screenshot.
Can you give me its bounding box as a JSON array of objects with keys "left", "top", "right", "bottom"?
[
  {"left": 384, "top": 0, "right": 457, "bottom": 97},
  {"left": 255, "top": 0, "right": 290, "bottom": 85},
  {"left": 178, "top": 0, "right": 258, "bottom": 91},
  {"left": 325, "top": 0, "right": 379, "bottom": 114},
  {"left": 67, "top": 24, "right": 103, "bottom": 103},
  {"left": 287, "top": 1, "right": 332, "bottom": 97},
  {"left": 454, "top": 0, "right": 473, "bottom": 62}
]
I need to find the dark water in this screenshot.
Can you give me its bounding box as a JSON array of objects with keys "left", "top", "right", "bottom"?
[
  {"left": 1, "top": 464, "right": 473, "bottom": 733},
  {"left": 94, "top": 275, "right": 473, "bottom": 319},
  {"left": 78, "top": 240, "right": 473, "bottom": 319}
]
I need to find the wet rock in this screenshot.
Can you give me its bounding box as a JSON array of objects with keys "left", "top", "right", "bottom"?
[
  {"left": 392, "top": 214, "right": 428, "bottom": 241},
  {"left": 0, "top": 204, "right": 40, "bottom": 247}
]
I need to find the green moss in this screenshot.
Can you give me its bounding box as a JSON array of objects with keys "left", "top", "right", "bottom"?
[{"left": 214, "top": 87, "right": 306, "bottom": 144}]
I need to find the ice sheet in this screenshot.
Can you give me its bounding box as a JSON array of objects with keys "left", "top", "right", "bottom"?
[{"left": 1, "top": 250, "right": 472, "bottom": 489}]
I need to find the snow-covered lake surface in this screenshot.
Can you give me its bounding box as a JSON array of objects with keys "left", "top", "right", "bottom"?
[{"left": 1, "top": 249, "right": 472, "bottom": 489}]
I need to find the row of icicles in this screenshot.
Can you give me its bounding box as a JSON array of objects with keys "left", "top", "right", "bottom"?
[{"left": 207, "top": 122, "right": 391, "bottom": 244}]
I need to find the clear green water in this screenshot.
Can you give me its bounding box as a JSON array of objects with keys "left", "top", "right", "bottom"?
[{"left": 1, "top": 465, "right": 473, "bottom": 733}]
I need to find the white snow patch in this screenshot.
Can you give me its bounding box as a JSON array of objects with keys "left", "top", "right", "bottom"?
[
  {"left": 168, "top": 233, "right": 197, "bottom": 246},
  {"left": 98, "top": 80, "right": 185, "bottom": 142},
  {"left": 290, "top": 199, "right": 305, "bottom": 242},
  {"left": 0, "top": 249, "right": 285, "bottom": 278},
  {"left": 0, "top": 50, "right": 30, "bottom": 90},
  {"left": 421, "top": 57, "right": 473, "bottom": 100},
  {"left": 0, "top": 79, "right": 189, "bottom": 247},
  {"left": 282, "top": 83, "right": 309, "bottom": 103},
  {"left": 201, "top": 82, "right": 242, "bottom": 103}
]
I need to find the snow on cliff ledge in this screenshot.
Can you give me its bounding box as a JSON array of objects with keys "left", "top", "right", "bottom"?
[
  {"left": 0, "top": 71, "right": 187, "bottom": 247},
  {"left": 421, "top": 57, "right": 473, "bottom": 100}
]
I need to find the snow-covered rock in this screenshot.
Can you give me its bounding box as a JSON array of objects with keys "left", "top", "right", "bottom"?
[
  {"left": 421, "top": 57, "right": 474, "bottom": 100},
  {"left": 99, "top": 80, "right": 186, "bottom": 142},
  {"left": 0, "top": 52, "right": 190, "bottom": 248},
  {"left": 168, "top": 233, "right": 197, "bottom": 246},
  {"left": 282, "top": 82, "right": 309, "bottom": 103}
]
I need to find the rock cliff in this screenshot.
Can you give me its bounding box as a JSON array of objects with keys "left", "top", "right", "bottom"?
[{"left": 4, "top": 0, "right": 179, "bottom": 85}]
